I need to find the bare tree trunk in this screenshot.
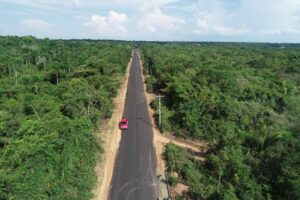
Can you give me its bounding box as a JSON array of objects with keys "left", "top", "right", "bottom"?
[
  {"left": 56, "top": 72, "right": 59, "bottom": 85},
  {"left": 87, "top": 99, "right": 93, "bottom": 117},
  {"left": 13, "top": 63, "right": 15, "bottom": 81},
  {"left": 15, "top": 71, "right": 18, "bottom": 86},
  {"left": 218, "top": 174, "right": 222, "bottom": 190},
  {"left": 31, "top": 105, "right": 40, "bottom": 120}
]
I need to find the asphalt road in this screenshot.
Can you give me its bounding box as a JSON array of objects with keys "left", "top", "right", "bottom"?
[{"left": 109, "top": 50, "right": 158, "bottom": 200}]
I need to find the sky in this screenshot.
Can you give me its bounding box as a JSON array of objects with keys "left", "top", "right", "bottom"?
[{"left": 0, "top": 0, "right": 300, "bottom": 42}]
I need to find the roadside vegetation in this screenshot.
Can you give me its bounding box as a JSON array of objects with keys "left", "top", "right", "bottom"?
[
  {"left": 0, "top": 36, "right": 131, "bottom": 199},
  {"left": 140, "top": 43, "right": 300, "bottom": 199}
]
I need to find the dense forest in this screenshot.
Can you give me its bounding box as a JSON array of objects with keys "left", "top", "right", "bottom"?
[
  {"left": 0, "top": 36, "right": 131, "bottom": 199},
  {"left": 1, "top": 36, "right": 299, "bottom": 199},
  {"left": 140, "top": 43, "right": 300, "bottom": 199}
]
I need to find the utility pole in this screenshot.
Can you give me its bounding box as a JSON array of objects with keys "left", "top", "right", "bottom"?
[{"left": 156, "top": 94, "right": 165, "bottom": 128}]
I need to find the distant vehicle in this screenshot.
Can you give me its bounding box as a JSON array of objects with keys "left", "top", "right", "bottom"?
[{"left": 119, "top": 118, "right": 128, "bottom": 130}]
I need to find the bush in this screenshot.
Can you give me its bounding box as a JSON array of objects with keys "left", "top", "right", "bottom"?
[{"left": 168, "top": 176, "right": 178, "bottom": 186}]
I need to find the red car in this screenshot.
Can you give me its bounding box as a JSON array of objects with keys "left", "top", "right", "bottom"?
[{"left": 119, "top": 118, "right": 128, "bottom": 130}]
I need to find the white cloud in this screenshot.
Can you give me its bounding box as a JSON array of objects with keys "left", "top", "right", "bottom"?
[
  {"left": 193, "top": 10, "right": 248, "bottom": 36},
  {"left": 0, "top": 0, "right": 81, "bottom": 11},
  {"left": 0, "top": 0, "right": 175, "bottom": 12},
  {"left": 136, "top": 0, "right": 176, "bottom": 12},
  {"left": 2, "top": 0, "right": 300, "bottom": 41},
  {"left": 231, "top": 0, "right": 300, "bottom": 36},
  {"left": 71, "top": 0, "right": 81, "bottom": 7},
  {"left": 16, "top": 18, "right": 55, "bottom": 38},
  {"left": 21, "top": 19, "right": 52, "bottom": 30},
  {"left": 260, "top": 28, "right": 300, "bottom": 36},
  {"left": 138, "top": 8, "right": 185, "bottom": 33},
  {"left": 191, "top": 0, "right": 300, "bottom": 38},
  {"left": 197, "top": 18, "right": 208, "bottom": 30},
  {"left": 83, "top": 11, "right": 128, "bottom": 35},
  {"left": 213, "top": 26, "right": 248, "bottom": 36}
]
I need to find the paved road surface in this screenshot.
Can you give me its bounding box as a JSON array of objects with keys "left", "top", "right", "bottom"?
[{"left": 109, "top": 50, "right": 158, "bottom": 200}]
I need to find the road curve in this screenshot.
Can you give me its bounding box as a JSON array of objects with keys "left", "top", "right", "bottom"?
[{"left": 109, "top": 50, "right": 158, "bottom": 200}]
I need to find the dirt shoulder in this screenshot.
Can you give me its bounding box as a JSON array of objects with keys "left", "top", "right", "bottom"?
[{"left": 91, "top": 53, "right": 132, "bottom": 200}]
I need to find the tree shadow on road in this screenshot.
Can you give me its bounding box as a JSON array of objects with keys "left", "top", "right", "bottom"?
[{"left": 136, "top": 117, "right": 154, "bottom": 127}]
